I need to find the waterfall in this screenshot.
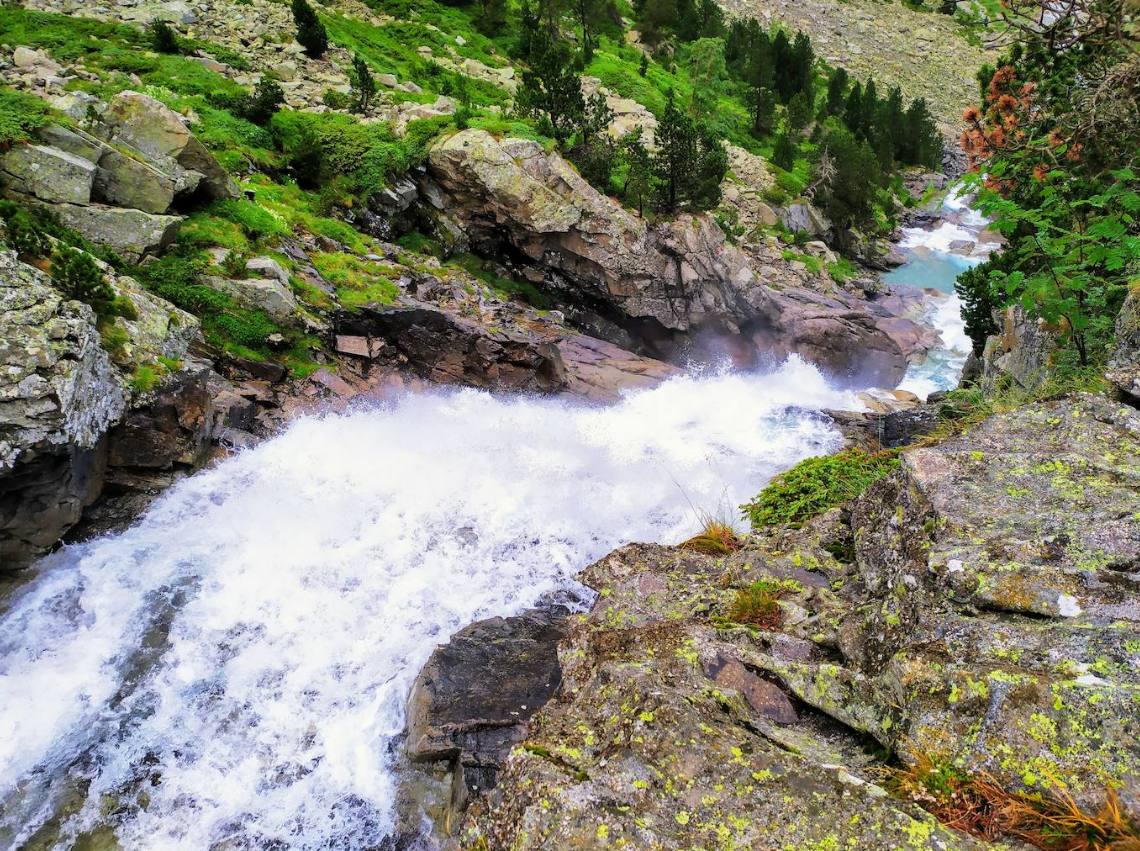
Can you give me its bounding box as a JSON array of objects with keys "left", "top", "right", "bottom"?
[{"left": 0, "top": 357, "right": 860, "bottom": 850}]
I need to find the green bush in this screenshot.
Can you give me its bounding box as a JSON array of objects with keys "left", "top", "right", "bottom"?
[
  {"left": 0, "top": 87, "right": 52, "bottom": 146},
  {"left": 742, "top": 449, "right": 899, "bottom": 530},
  {"left": 52, "top": 247, "right": 115, "bottom": 314},
  {"left": 147, "top": 18, "right": 181, "bottom": 54},
  {"left": 208, "top": 198, "right": 290, "bottom": 240}
]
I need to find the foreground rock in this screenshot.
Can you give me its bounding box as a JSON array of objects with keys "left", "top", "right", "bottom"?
[
  {"left": 425, "top": 129, "right": 926, "bottom": 386},
  {"left": 0, "top": 249, "right": 252, "bottom": 568},
  {"left": 444, "top": 393, "right": 1139, "bottom": 848},
  {"left": 0, "top": 252, "right": 125, "bottom": 565},
  {"left": 403, "top": 608, "right": 570, "bottom": 831}
]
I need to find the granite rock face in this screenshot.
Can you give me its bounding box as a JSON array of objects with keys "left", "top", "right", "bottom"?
[
  {"left": 0, "top": 91, "right": 236, "bottom": 262},
  {"left": 425, "top": 130, "right": 917, "bottom": 386},
  {"left": 1107, "top": 286, "right": 1139, "bottom": 402},
  {"left": 0, "top": 251, "right": 125, "bottom": 566},
  {"left": 447, "top": 394, "right": 1140, "bottom": 849}
]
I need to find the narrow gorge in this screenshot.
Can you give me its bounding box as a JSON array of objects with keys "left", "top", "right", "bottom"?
[{"left": 0, "top": 0, "right": 1135, "bottom": 848}]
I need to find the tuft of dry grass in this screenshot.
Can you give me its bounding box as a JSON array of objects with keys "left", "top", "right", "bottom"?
[
  {"left": 727, "top": 580, "right": 785, "bottom": 630},
  {"left": 886, "top": 754, "right": 1140, "bottom": 850},
  {"left": 682, "top": 519, "right": 742, "bottom": 555}
]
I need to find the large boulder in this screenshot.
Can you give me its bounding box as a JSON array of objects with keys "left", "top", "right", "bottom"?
[
  {"left": 405, "top": 608, "right": 570, "bottom": 828},
  {"left": 334, "top": 302, "right": 569, "bottom": 393},
  {"left": 30, "top": 201, "right": 182, "bottom": 263},
  {"left": 0, "top": 251, "right": 126, "bottom": 566},
  {"left": 425, "top": 130, "right": 909, "bottom": 385},
  {"left": 0, "top": 144, "right": 96, "bottom": 205},
  {"left": 92, "top": 149, "right": 179, "bottom": 215},
  {"left": 99, "top": 91, "right": 235, "bottom": 202}
]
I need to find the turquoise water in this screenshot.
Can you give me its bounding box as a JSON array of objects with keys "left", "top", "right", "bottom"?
[{"left": 883, "top": 249, "right": 978, "bottom": 294}]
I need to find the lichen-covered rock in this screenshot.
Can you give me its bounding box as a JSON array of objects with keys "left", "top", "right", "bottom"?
[
  {"left": 1107, "top": 285, "right": 1139, "bottom": 402},
  {"left": 24, "top": 200, "right": 182, "bottom": 262},
  {"left": 460, "top": 543, "right": 984, "bottom": 850},
  {"left": 0, "top": 250, "right": 126, "bottom": 565},
  {"left": 455, "top": 394, "right": 1140, "bottom": 848},
  {"left": 0, "top": 143, "right": 96, "bottom": 205},
  {"left": 334, "top": 302, "right": 569, "bottom": 394},
  {"left": 840, "top": 394, "right": 1140, "bottom": 813}
]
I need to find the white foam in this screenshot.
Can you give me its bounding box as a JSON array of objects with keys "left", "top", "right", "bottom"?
[
  {"left": 0, "top": 357, "right": 858, "bottom": 849},
  {"left": 897, "top": 292, "right": 974, "bottom": 397}
]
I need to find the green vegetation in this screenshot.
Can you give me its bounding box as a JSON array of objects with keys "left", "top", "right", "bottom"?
[
  {"left": 726, "top": 577, "right": 801, "bottom": 628},
  {"left": 955, "top": 0, "right": 1138, "bottom": 367},
  {"left": 743, "top": 449, "right": 899, "bottom": 530},
  {"left": 51, "top": 247, "right": 114, "bottom": 314},
  {"left": 292, "top": 0, "right": 329, "bottom": 58},
  {"left": 0, "top": 87, "right": 53, "bottom": 146}
]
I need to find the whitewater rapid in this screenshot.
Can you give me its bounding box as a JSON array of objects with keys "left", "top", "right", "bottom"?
[{"left": 0, "top": 358, "right": 861, "bottom": 850}]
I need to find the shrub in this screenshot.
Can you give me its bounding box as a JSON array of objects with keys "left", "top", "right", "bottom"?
[
  {"left": 1, "top": 203, "right": 52, "bottom": 257},
  {"left": 726, "top": 578, "right": 800, "bottom": 629},
  {"left": 742, "top": 449, "right": 899, "bottom": 530},
  {"left": 147, "top": 18, "right": 181, "bottom": 54},
  {"left": 292, "top": 0, "right": 328, "bottom": 58},
  {"left": 51, "top": 247, "right": 114, "bottom": 313},
  {"left": 0, "top": 87, "right": 52, "bottom": 146},
  {"left": 682, "top": 519, "right": 741, "bottom": 555},
  {"left": 323, "top": 88, "right": 352, "bottom": 110},
  {"left": 241, "top": 79, "right": 285, "bottom": 126}
]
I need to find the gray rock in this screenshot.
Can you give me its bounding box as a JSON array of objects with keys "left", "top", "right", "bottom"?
[
  {"left": 425, "top": 130, "right": 906, "bottom": 384},
  {"left": 22, "top": 200, "right": 182, "bottom": 262},
  {"left": 406, "top": 607, "right": 569, "bottom": 820},
  {"left": 1107, "top": 287, "right": 1139, "bottom": 402},
  {"left": 92, "top": 149, "right": 178, "bottom": 214},
  {"left": 209, "top": 275, "right": 300, "bottom": 325},
  {"left": 779, "top": 201, "right": 831, "bottom": 237},
  {"left": 245, "top": 255, "right": 290, "bottom": 284},
  {"left": 0, "top": 144, "right": 96, "bottom": 205},
  {"left": 0, "top": 251, "right": 126, "bottom": 566},
  {"left": 36, "top": 125, "right": 105, "bottom": 164}
]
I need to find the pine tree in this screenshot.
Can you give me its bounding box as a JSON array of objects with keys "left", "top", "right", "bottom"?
[
  {"left": 750, "top": 84, "right": 777, "bottom": 136},
  {"left": 350, "top": 54, "right": 376, "bottom": 114},
  {"left": 859, "top": 78, "right": 879, "bottom": 140},
  {"left": 772, "top": 131, "right": 797, "bottom": 170},
  {"left": 148, "top": 19, "right": 181, "bottom": 54},
  {"left": 516, "top": 29, "right": 585, "bottom": 142},
  {"left": 654, "top": 91, "right": 695, "bottom": 211},
  {"left": 786, "top": 90, "right": 813, "bottom": 133},
  {"left": 814, "top": 124, "right": 880, "bottom": 230},
  {"left": 620, "top": 127, "right": 654, "bottom": 214},
  {"left": 638, "top": 53, "right": 649, "bottom": 76},
  {"left": 772, "top": 30, "right": 792, "bottom": 101},
  {"left": 476, "top": 0, "right": 508, "bottom": 35},
  {"left": 843, "top": 81, "right": 863, "bottom": 136},
  {"left": 825, "top": 67, "right": 848, "bottom": 116},
  {"left": 242, "top": 78, "right": 285, "bottom": 125},
  {"left": 789, "top": 31, "right": 814, "bottom": 102},
  {"left": 292, "top": 0, "right": 328, "bottom": 58}
]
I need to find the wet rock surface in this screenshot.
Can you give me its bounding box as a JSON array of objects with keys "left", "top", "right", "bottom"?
[
  {"left": 404, "top": 607, "right": 571, "bottom": 831},
  {"left": 447, "top": 394, "right": 1140, "bottom": 848}
]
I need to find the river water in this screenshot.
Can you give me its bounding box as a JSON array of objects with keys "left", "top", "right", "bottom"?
[{"left": 0, "top": 201, "right": 987, "bottom": 849}]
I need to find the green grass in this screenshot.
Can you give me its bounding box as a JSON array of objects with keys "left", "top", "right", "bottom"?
[
  {"left": 0, "top": 87, "right": 54, "bottom": 145},
  {"left": 311, "top": 252, "right": 400, "bottom": 307},
  {"left": 742, "top": 449, "right": 900, "bottom": 530},
  {"left": 449, "top": 253, "right": 553, "bottom": 309}
]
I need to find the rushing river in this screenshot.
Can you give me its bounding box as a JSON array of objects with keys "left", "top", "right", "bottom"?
[
  {"left": 891, "top": 187, "right": 997, "bottom": 398},
  {"left": 0, "top": 197, "right": 989, "bottom": 849},
  {"left": 1, "top": 360, "right": 864, "bottom": 849}
]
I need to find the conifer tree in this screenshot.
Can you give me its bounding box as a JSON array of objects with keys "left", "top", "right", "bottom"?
[
  {"left": 516, "top": 29, "right": 585, "bottom": 142},
  {"left": 772, "top": 131, "right": 797, "bottom": 170},
  {"left": 825, "top": 67, "right": 848, "bottom": 116},
  {"left": 750, "top": 84, "right": 777, "bottom": 136},
  {"left": 292, "top": 0, "right": 328, "bottom": 58},
  {"left": 350, "top": 54, "right": 376, "bottom": 113}
]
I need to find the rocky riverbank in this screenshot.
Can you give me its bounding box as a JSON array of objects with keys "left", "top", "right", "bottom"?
[{"left": 405, "top": 392, "right": 1140, "bottom": 849}]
